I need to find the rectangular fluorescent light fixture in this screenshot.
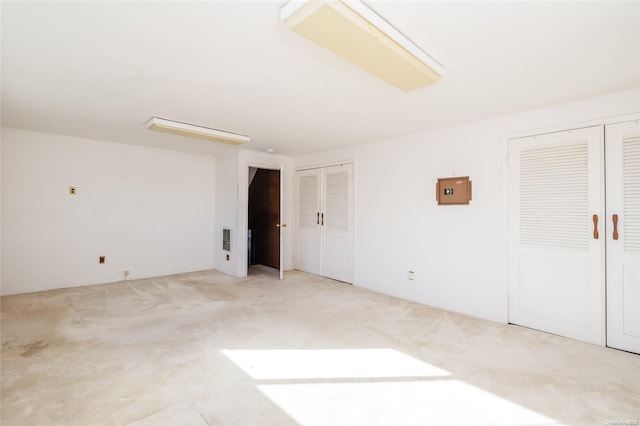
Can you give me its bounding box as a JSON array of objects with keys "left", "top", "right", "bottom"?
[
  {"left": 281, "top": 0, "right": 445, "bottom": 92},
  {"left": 146, "top": 117, "right": 250, "bottom": 145}
]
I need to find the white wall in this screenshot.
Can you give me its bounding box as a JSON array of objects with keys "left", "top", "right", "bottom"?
[
  {"left": 295, "top": 88, "right": 640, "bottom": 323},
  {"left": 213, "top": 150, "right": 239, "bottom": 276},
  {"left": 0, "top": 133, "right": 3, "bottom": 289},
  {"left": 1, "top": 128, "right": 216, "bottom": 295}
]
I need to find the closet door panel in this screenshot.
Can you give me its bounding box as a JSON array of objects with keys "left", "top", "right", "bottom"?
[
  {"left": 606, "top": 120, "right": 640, "bottom": 354},
  {"left": 295, "top": 169, "right": 321, "bottom": 275},
  {"left": 508, "top": 127, "right": 605, "bottom": 345},
  {"left": 321, "top": 164, "right": 354, "bottom": 283}
]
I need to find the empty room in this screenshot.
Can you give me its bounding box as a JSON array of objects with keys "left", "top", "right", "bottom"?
[{"left": 2, "top": 1, "right": 640, "bottom": 425}]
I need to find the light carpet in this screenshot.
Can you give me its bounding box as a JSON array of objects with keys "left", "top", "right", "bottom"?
[{"left": 2, "top": 267, "right": 639, "bottom": 425}]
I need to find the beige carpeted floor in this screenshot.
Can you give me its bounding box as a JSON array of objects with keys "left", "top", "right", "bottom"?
[{"left": 1, "top": 266, "right": 639, "bottom": 425}]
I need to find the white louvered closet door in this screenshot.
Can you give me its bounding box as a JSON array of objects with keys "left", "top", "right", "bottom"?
[
  {"left": 295, "top": 168, "right": 322, "bottom": 275},
  {"left": 321, "top": 164, "right": 354, "bottom": 283},
  {"left": 508, "top": 127, "right": 605, "bottom": 345},
  {"left": 606, "top": 120, "right": 640, "bottom": 354}
]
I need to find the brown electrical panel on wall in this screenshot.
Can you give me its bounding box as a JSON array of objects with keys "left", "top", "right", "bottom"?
[{"left": 436, "top": 176, "right": 472, "bottom": 205}]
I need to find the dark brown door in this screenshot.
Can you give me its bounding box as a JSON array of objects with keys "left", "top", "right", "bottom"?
[{"left": 248, "top": 169, "right": 280, "bottom": 269}]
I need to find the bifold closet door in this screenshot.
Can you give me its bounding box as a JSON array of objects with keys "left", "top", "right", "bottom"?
[
  {"left": 606, "top": 120, "right": 640, "bottom": 354},
  {"left": 295, "top": 164, "right": 354, "bottom": 283},
  {"left": 321, "top": 164, "right": 354, "bottom": 283},
  {"left": 508, "top": 126, "right": 605, "bottom": 345},
  {"left": 295, "top": 168, "right": 321, "bottom": 275}
]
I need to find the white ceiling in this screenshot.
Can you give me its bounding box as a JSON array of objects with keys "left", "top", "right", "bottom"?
[{"left": 2, "top": 1, "right": 639, "bottom": 156}]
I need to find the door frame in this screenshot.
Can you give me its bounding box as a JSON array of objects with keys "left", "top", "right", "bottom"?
[
  {"left": 502, "top": 113, "right": 640, "bottom": 340},
  {"left": 293, "top": 160, "right": 356, "bottom": 282},
  {"left": 239, "top": 162, "right": 284, "bottom": 279},
  {"left": 247, "top": 167, "right": 282, "bottom": 273}
]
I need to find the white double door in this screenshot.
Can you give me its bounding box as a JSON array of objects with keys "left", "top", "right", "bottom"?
[
  {"left": 508, "top": 120, "right": 640, "bottom": 354},
  {"left": 295, "top": 164, "right": 354, "bottom": 283}
]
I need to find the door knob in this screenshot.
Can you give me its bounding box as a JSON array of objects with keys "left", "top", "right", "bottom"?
[
  {"left": 612, "top": 214, "right": 619, "bottom": 240},
  {"left": 276, "top": 224, "right": 287, "bottom": 228}
]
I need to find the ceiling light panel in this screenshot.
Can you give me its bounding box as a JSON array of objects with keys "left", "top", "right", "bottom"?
[
  {"left": 146, "top": 117, "right": 250, "bottom": 145},
  {"left": 281, "top": 0, "right": 445, "bottom": 91}
]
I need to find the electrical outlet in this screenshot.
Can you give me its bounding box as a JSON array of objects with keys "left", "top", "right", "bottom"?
[
  {"left": 407, "top": 270, "right": 415, "bottom": 280},
  {"left": 69, "top": 186, "right": 77, "bottom": 195},
  {"left": 99, "top": 256, "right": 105, "bottom": 264}
]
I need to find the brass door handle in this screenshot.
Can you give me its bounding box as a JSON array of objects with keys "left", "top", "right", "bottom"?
[
  {"left": 317, "top": 212, "right": 320, "bottom": 225},
  {"left": 593, "top": 214, "right": 599, "bottom": 239},
  {"left": 612, "top": 214, "right": 619, "bottom": 240},
  {"left": 321, "top": 213, "right": 324, "bottom": 226}
]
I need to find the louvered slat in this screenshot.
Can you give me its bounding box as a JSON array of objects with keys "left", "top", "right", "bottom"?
[
  {"left": 520, "top": 143, "right": 589, "bottom": 250},
  {"left": 325, "top": 171, "right": 349, "bottom": 232},
  {"left": 298, "top": 175, "right": 318, "bottom": 229},
  {"left": 624, "top": 136, "right": 640, "bottom": 252}
]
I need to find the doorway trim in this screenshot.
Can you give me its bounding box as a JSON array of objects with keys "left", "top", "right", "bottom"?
[
  {"left": 293, "top": 159, "right": 357, "bottom": 283},
  {"left": 501, "top": 112, "right": 640, "bottom": 338},
  {"left": 238, "top": 162, "right": 284, "bottom": 278}
]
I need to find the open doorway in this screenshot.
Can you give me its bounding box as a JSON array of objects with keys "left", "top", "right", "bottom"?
[{"left": 247, "top": 167, "right": 280, "bottom": 277}]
